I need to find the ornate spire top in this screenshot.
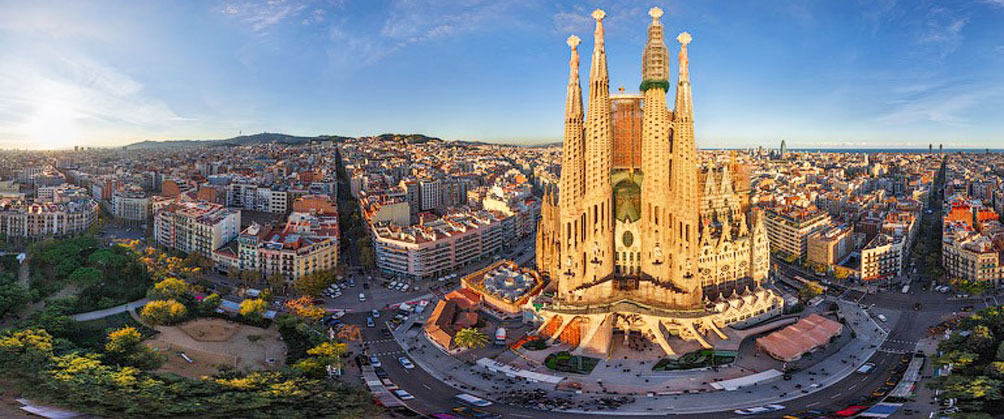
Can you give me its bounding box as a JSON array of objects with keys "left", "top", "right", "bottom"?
[
  {"left": 640, "top": 5, "right": 669, "bottom": 90},
  {"left": 677, "top": 32, "right": 692, "bottom": 82},
  {"left": 677, "top": 31, "right": 692, "bottom": 46},
  {"left": 649, "top": 6, "right": 663, "bottom": 22},
  {"left": 591, "top": 9, "right": 606, "bottom": 21},
  {"left": 566, "top": 35, "right": 581, "bottom": 50}
]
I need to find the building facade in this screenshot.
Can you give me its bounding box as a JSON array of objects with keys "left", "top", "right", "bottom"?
[
  {"left": 533, "top": 9, "right": 782, "bottom": 358},
  {"left": 154, "top": 201, "right": 241, "bottom": 257}
]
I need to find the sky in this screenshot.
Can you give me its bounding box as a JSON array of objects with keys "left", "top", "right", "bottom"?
[{"left": 1, "top": 0, "right": 1003, "bottom": 150}]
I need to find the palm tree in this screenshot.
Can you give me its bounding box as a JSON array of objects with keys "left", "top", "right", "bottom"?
[{"left": 454, "top": 327, "right": 489, "bottom": 350}]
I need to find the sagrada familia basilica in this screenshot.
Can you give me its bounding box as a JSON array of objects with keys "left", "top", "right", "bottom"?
[{"left": 535, "top": 8, "right": 784, "bottom": 358}]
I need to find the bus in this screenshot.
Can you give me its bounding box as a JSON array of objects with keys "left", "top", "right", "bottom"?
[
  {"left": 454, "top": 393, "right": 492, "bottom": 407},
  {"left": 494, "top": 327, "right": 506, "bottom": 346}
]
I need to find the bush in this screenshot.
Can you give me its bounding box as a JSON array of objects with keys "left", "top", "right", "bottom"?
[{"left": 140, "top": 299, "right": 187, "bottom": 325}]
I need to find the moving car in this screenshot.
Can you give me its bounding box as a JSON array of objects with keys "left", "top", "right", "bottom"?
[
  {"left": 366, "top": 317, "right": 375, "bottom": 328},
  {"left": 358, "top": 293, "right": 366, "bottom": 302},
  {"left": 834, "top": 405, "right": 869, "bottom": 417},
  {"left": 856, "top": 363, "right": 875, "bottom": 374},
  {"left": 369, "top": 356, "right": 381, "bottom": 368},
  {"left": 734, "top": 405, "right": 785, "bottom": 415},
  {"left": 451, "top": 407, "right": 500, "bottom": 418},
  {"left": 398, "top": 357, "right": 415, "bottom": 369},
  {"left": 393, "top": 389, "right": 415, "bottom": 400},
  {"left": 372, "top": 309, "right": 380, "bottom": 318},
  {"left": 914, "top": 302, "right": 921, "bottom": 311}
]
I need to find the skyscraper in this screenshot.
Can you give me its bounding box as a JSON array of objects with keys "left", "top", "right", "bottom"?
[
  {"left": 535, "top": 8, "right": 781, "bottom": 358},
  {"left": 779, "top": 139, "right": 787, "bottom": 159}
]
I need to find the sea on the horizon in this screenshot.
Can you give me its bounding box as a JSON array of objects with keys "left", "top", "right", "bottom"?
[{"left": 706, "top": 148, "right": 1004, "bottom": 154}]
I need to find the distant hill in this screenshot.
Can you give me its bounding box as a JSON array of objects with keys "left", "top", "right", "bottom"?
[{"left": 125, "top": 132, "right": 349, "bottom": 149}]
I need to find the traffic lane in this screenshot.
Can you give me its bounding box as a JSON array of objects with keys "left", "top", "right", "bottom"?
[{"left": 781, "top": 351, "right": 898, "bottom": 413}]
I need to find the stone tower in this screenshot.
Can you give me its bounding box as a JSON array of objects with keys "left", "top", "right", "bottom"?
[{"left": 533, "top": 7, "right": 783, "bottom": 358}]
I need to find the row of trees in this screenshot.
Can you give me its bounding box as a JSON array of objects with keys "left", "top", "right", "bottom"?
[
  {"left": 930, "top": 306, "right": 1004, "bottom": 415},
  {"left": 29, "top": 236, "right": 151, "bottom": 313},
  {"left": 0, "top": 328, "right": 376, "bottom": 418}
]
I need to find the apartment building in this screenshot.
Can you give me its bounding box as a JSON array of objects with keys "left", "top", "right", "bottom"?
[
  {"left": 154, "top": 201, "right": 241, "bottom": 257},
  {"left": 112, "top": 186, "right": 151, "bottom": 221},
  {"left": 0, "top": 199, "right": 99, "bottom": 238},
  {"left": 372, "top": 210, "right": 505, "bottom": 280},
  {"left": 764, "top": 207, "right": 831, "bottom": 259}
]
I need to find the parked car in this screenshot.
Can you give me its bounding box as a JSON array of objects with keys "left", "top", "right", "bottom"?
[
  {"left": 369, "top": 356, "right": 381, "bottom": 368},
  {"left": 734, "top": 405, "right": 785, "bottom": 415},
  {"left": 398, "top": 357, "right": 415, "bottom": 369},
  {"left": 374, "top": 367, "right": 388, "bottom": 378},
  {"left": 393, "top": 389, "right": 415, "bottom": 400},
  {"left": 401, "top": 284, "right": 410, "bottom": 292}
]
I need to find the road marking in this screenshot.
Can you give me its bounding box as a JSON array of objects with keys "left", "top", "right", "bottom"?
[
  {"left": 422, "top": 384, "right": 431, "bottom": 390},
  {"left": 511, "top": 415, "right": 532, "bottom": 418},
  {"left": 806, "top": 402, "right": 819, "bottom": 407},
  {"left": 830, "top": 393, "right": 841, "bottom": 399},
  {"left": 848, "top": 384, "right": 857, "bottom": 390}
]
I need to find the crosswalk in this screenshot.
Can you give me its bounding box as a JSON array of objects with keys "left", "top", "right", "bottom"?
[
  {"left": 367, "top": 350, "right": 405, "bottom": 357},
  {"left": 364, "top": 338, "right": 397, "bottom": 344},
  {"left": 879, "top": 339, "right": 917, "bottom": 354}
]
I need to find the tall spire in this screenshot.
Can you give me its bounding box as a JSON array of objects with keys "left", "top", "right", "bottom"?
[
  {"left": 560, "top": 34, "right": 585, "bottom": 227},
  {"left": 641, "top": 7, "right": 670, "bottom": 92},
  {"left": 674, "top": 32, "right": 693, "bottom": 120},
  {"left": 582, "top": 8, "right": 615, "bottom": 287}
]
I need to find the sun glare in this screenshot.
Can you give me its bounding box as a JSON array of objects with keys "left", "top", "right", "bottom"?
[{"left": 27, "top": 103, "right": 79, "bottom": 150}]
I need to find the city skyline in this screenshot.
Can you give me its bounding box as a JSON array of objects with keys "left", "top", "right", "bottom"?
[{"left": 2, "top": 0, "right": 1004, "bottom": 150}]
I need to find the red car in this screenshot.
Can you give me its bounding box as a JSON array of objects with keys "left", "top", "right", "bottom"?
[{"left": 835, "top": 405, "right": 869, "bottom": 417}]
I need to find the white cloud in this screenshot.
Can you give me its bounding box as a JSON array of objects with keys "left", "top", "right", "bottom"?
[{"left": 0, "top": 49, "right": 188, "bottom": 148}]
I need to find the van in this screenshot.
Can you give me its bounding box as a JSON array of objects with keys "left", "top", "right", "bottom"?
[
  {"left": 454, "top": 393, "right": 492, "bottom": 407},
  {"left": 358, "top": 293, "right": 366, "bottom": 302}
]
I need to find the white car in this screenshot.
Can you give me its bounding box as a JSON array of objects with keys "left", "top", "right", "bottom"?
[
  {"left": 389, "top": 281, "right": 399, "bottom": 289},
  {"left": 400, "top": 284, "right": 409, "bottom": 292},
  {"left": 393, "top": 389, "right": 415, "bottom": 400},
  {"left": 733, "top": 405, "right": 785, "bottom": 415},
  {"left": 372, "top": 309, "right": 380, "bottom": 318},
  {"left": 369, "top": 356, "right": 381, "bottom": 368},
  {"left": 398, "top": 357, "right": 415, "bottom": 369}
]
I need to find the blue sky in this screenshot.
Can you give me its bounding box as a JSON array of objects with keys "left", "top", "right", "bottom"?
[{"left": 1, "top": 0, "right": 1003, "bottom": 150}]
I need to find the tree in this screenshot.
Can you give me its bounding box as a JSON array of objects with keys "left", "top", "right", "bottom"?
[
  {"left": 267, "top": 273, "right": 286, "bottom": 293},
  {"left": 104, "top": 327, "right": 163, "bottom": 370},
  {"left": 336, "top": 324, "right": 362, "bottom": 342},
  {"left": 997, "top": 340, "right": 1004, "bottom": 361},
  {"left": 943, "top": 375, "right": 1003, "bottom": 401},
  {"left": 200, "top": 293, "right": 222, "bottom": 314},
  {"left": 358, "top": 237, "right": 375, "bottom": 271},
  {"left": 140, "top": 299, "right": 187, "bottom": 325},
  {"left": 239, "top": 298, "right": 267, "bottom": 319},
  {"left": 285, "top": 296, "right": 325, "bottom": 322},
  {"left": 292, "top": 271, "right": 333, "bottom": 296},
  {"left": 149, "top": 277, "right": 189, "bottom": 300},
  {"left": 295, "top": 341, "right": 347, "bottom": 375},
  {"left": 68, "top": 267, "right": 103, "bottom": 287},
  {"left": 0, "top": 281, "right": 32, "bottom": 318},
  {"left": 454, "top": 327, "right": 489, "bottom": 350},
  {"left": 967, "top": 325, "right": 996, "bottom": 354}
]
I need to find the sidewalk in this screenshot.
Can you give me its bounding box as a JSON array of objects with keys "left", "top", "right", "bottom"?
[
  {"left": 397, "top": 297, "right": 888, "bottom": 415},
  {"left": 70, "top": 298, "right": 150, "bottom": 322}
]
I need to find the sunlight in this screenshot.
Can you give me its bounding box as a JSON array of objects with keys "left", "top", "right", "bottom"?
[{"left": 26, "top": 102, "right": 79, "bottom": 149}]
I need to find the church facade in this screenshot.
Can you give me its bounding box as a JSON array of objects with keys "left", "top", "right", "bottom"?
[{"left": 535, "top": 8, "right": 782, "bottom": 358}]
